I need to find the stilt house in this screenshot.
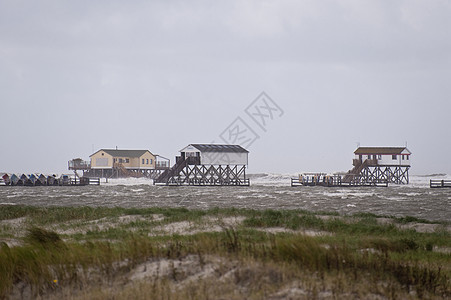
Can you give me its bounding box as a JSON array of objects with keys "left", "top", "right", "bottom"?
[
  {"left": 179, "top": 144, "right": 248, "bottom": 165},
  {"left": 344, "top": 146, "right": 411, "bottom": 185},
  {"left": 69, "top": 148, "right": 169, "bottom": 179},
  {"left": 155, "top": 144, "right": 250, "bottom": 186}
]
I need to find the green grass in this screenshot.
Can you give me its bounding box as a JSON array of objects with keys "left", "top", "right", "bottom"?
[
  {"left": 242, "top": 209, "right": 324, "bottom": 230},
  {"left": 0, "top": 205, "right": 449, "bottom": 299}
]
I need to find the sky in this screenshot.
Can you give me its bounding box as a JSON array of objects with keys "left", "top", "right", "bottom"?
[{"left": 1, "top": 0, "right": 450, "bottom": 175}]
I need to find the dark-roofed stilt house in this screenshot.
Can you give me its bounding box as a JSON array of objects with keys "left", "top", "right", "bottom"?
[{"left": 155, "top": 144, "right": 250, "bottom": 186}]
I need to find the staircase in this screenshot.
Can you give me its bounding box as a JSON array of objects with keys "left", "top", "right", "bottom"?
[
  {"left": 342, "top": 159, "right": 373, "bottom": 183},
  {"left": 154, "top": 156, "right": 188, "bottom": 184},
  {"left": 109, "top": 163, "right": 140, "bottom": 178}
]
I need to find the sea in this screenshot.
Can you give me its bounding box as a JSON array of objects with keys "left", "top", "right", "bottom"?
[{"left": 0, "top": 174, "right": 450, "bottom": 222}]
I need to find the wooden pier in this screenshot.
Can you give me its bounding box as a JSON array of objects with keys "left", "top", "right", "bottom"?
[
  {"left": 430, "top": 180, "right": 451, "bottom": 188},
  {"left": 70, "top": 177, "right": 101, "bottom": 186},
  {"left": 291, "top": 173, "right": 340, "bottom": 187},
  {"left": 291, "top": 173, "right": 388, "bottom": 187},
  {"left": 163, "top": 177, "right": 250, "bottom": 186}
]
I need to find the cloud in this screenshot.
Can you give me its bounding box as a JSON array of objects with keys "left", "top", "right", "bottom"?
[{"left": 0, "top": 0, "right": 450, "bottom": 174}]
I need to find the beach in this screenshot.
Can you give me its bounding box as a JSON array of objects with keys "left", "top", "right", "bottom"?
[{"left": 0, "top": 174, "right": 450, "bottom": 299}]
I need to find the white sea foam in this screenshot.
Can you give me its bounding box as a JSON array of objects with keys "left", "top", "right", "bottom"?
[
  {"left": 73, "top": 173, "right": 451, "bottom": 188},
  {"left": 249, "top": 173, "right": 296, "bottom": 186},
  {"left": 249, "top": 173, "right": 450, "bottom": 189},
  {"left": 399, "top": 192, "right": 422, "bottom": 196},
  {"left": 321, "top": 191, "right": 377, "bottom": 198},
  {"left": 408, "top": 174, "right": 451, "bottom": 188},
  {"left": 103, "top": 177, "right": 154, "bottom": 186}
]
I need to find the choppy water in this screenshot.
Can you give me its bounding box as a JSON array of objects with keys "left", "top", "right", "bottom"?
[{"left": 0, "top": 174, "right": 450, "bottom": 222}]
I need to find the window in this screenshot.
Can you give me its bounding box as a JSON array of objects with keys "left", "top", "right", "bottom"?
[
  {"left": 125, "top": 158, "right": 129, "bottom": 163},
  {"left": 402, "top": 155, "right": 405, "bottom": 160},
  {"left": 406, "top": 156, "right": 409, "bottom": 160},
  {"left": 142, "top": 159, "right": 145, "bottom": 164},
  {"left": 377, "top": 155, "right": 381, "bottom": 160},
  {"left": 392, "top": 155, "right": 397, "bottom": 160},
  {"left": 96, "top": 158, "right": 108, "bottom": 167},
  {"left": 119, "top": 158, "right": 123, "bottom": 163},
  {"left": 146, "top": 159, "right": 149, "bottom": 164},
  {"left": 113, "top": 158, "right": 117, "bottom": 163},
  {"left": 367, "top": 155, "right": 371, "bottom": 159},
  {"left": 150, "top": 159, "right": 153, "bottom": 164}
]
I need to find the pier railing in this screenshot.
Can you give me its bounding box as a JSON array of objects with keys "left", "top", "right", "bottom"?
[
  {"left": 291, "top": 174, "right": 341, "bottom": 187},
  {"left": 71, "top": 177, "right": 101, "bottom": 186},
  {"left": 163, "top": 177, "right": 250, "bottom": 186},
  {"left": 430, "top": 179, "right": 451, "bottom": 188},
  {"left": 291, "top": 173, "right": 388, "bottom": 187},
  {"left": 156, "top": 161, "right": 170, "bottom": 169},
  {"left": 68, "top": 160, "right": 91, "bottom": 170}
]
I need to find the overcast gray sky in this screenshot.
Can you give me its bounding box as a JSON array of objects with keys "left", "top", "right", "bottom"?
[{"left": 1, "top": 0, "right": 450, "bottom": 175}]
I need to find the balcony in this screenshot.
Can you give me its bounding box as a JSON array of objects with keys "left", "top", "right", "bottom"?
[
  {"left": 353, "top": 158, "right": 378, "bottom": 167},
  {"left": 156, "top": 161, "right": 170, "bottom": 169},
  {"left": 68, "top": 159, "right": 91, "bottom": 170}
]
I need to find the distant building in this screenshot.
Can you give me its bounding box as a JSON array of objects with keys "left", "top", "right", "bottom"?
[
  {"left": 90, "top": 149, "right": 156, "bottom": 170},
  {"left": 155, "top": 144, "right": 250, "bottom": 186},
  {"left": 344, "top": 146, "right": 411, "bottom": 185},
  {"left": 179, "top": 144, "right": 249, "bottom": 166},
  {"left": 69, "top": 148, "right": 169, "bottom": 179}
]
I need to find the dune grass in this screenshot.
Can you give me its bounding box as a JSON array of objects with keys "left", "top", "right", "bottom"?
[{"left": 0, "top": 205, "right": 449, "bottom": 299}]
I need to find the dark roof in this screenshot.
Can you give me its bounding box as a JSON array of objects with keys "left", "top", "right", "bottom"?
[
  {"left": 90, "top": 149, "right": 152, "bottom": 158},
  {"left": 354, "top": 147, "right": 410, "bottom": 155},
  {"left": 190, "top": 144, "right": 249, "bottom": 153}
]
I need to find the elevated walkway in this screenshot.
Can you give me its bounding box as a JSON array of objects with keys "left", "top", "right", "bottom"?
[
  {"left": 155, "top": 156, "right": 200, "bottom": 184},
  {"left": 154, "top": 156, "right": 188, "bottom": 184}
]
